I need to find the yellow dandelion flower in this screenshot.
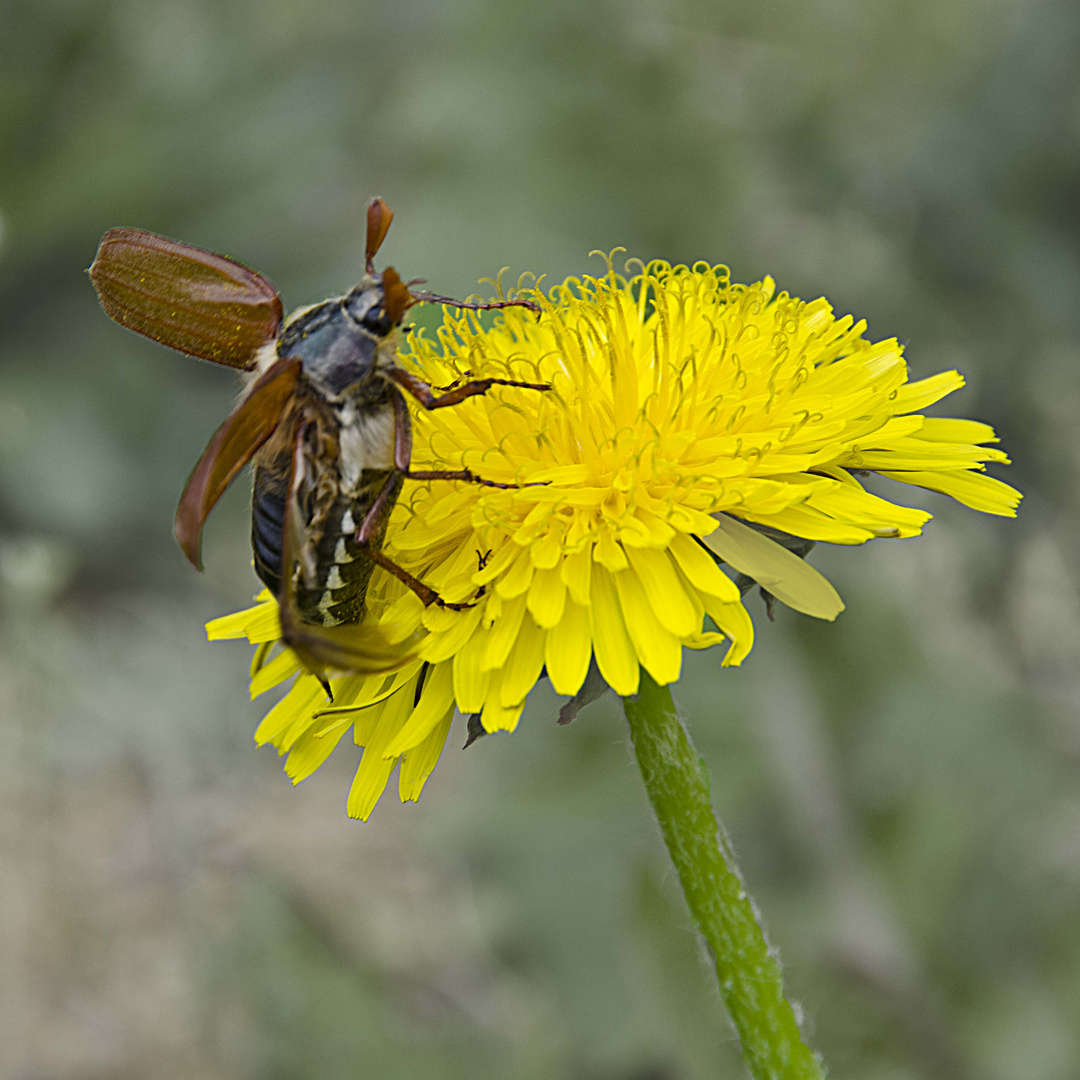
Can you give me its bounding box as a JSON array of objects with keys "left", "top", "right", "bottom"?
[{"left": 208, "top": 256, "right": 1021, "bottom": 819}]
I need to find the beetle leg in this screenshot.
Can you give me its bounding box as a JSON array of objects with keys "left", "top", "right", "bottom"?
[
  {"left": 403, "top": 467, "right": 522, "bottom": 489},
  {"left": 356, "top": 543, "right": 473, "bottom": 611},
  {"left": 351, "top": 400, "right": 472, "bottom": 610},
  {"left": 352, "top": 474, "right": 474, "bottom": 612},
  {"left": 389, "top": 367, "right": 550, "bottom": 410},
  {"left": 387, "top": 386, "right": 542, "bottom": 492}
]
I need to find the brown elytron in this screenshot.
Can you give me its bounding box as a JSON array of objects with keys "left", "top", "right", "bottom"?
[{"left": 89, "top": 200, "right": 548, "bottom": 689}]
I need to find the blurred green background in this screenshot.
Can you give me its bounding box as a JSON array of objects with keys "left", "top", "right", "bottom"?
[{"left": 2, "top": 0, "right": 1078, "bottom": 1077}]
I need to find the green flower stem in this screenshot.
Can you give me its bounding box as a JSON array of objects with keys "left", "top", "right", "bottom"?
[{"left": 623, "top": 670, "right": 826, "bottom": 1080}]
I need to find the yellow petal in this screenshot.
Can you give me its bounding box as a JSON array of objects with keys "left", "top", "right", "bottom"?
[
  {"left": 249, "top": 641, "right": 273, "bottom": 679},
  {"left": 805, "top": 480, "right": 932, "bottom": 537},
  {"left": 668, "top": 531, "right": 740, "bottom": 602},
  {"left": 701, "top": 514, "right": 844, "bottom": 621},
  {"left": 685, "top": 631, "right": 727, "bottom": 651},
  {"left": 880, "top": 469, "right": 1022, "bottom": 516},
  {"left": 593, "top": 529, "right": 629, "bottom": 571},
  {"left": 615, "top": 514, "right": 654, "bottom": 548},
  {"left": 477, "top": 666, "right": 523, "bottom": 732},
  {"left": 482, "top": 592, "right": 528, "bottom": 669},
  {"left": 841, "top": 448, "right": 1003, "bottom": 471},
  {"left": 346, "top": 687, "right": 413, "bottom": 820},
  {"left": 206, "top": 600, "right": 280, "bottom": 642},
  {"left": 701, "top": 595, "right": 755, "bottom": 666},
  {"left": 527, "top": 462, "right": 593, "bottom": 484},
  {"left": 623, "top": 545, "right": 700, "bottom": 637},
  {"left": 320, "top": 667, "right": 419, "bottom": 721},
  {"left": 632, "top": 508, "right": 676, "bottom": 546},
  {"left": 500, "top": 615, "right": 546, "bottom": 706},
  {"left": 892, "top": 370, "right": 964, "bottom": 413},
  {"left": 545, "top": 600, "right": 593, "bottom": 696},
  {"left": 472, "top": 540, "right": 519, "bottom": 586},
  {"left": 588, "top": 566, "right": 640, "bottom": 695},
  {"left": 614, "top": 568, "right": 683, "bottom": 684},
  {"left": 351, "top": 700, "right": 383, "bottom": 748},
  {"left": 527, "top": 565, "right": 567, "bottom": 628},
  {"left": 398, "top": 710, "right": 453, "bottom": 803},
  {"left": 378, "top": 590, "right": 426, "bottom": 642},
  {"left": 452, "top": 624, "right": 492, "bottom": 713},
  {"left": 420, "top": 603, "right": 484, "bottom": 663},
  {"left": 249, "top": 648, "right": 303, "bottom": 698},
  {"left": 254, "top": 677, "right": 324, "bottom": 746},
  {"left": 530, "top": 527, "right": 563, "bottom": 569},
  {"left": 495, "top": 545, "right": 535, "bottom": 598},
  {"left": 914, "top": 418, "right": 998, "bottom": 445},
  {"left": 480, "top": 692, "right": 526, "bottom": 734},
  {"left": 560, "top": 544, "right": 593, "bottom": 604},
  {"left": 745, "top": 504, "right": 877, "bottom": 545},
  {"left": 284, "top": 717, "right": 350, "bottom": 783},
  {"left": 385, "top": 661, "right": 456, "bottom": 757}
]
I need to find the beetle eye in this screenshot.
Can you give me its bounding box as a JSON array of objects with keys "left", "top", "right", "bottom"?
[
  {"left": 359, "top": 304, "right": 395, "bottom": 336},
  {"left": 344, "top": 285, "right": 397, "bottom": 336}
]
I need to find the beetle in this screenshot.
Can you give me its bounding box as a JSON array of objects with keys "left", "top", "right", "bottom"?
[{"left": 89, "top": 199, "right": 548, "bottom": 689}]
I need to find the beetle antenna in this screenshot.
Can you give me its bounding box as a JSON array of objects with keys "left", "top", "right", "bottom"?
[
  {"left": 365, "top": 198, "right": 394, "bottom": 272},
  {"left": 411, "top": 290, "right": 541, "bottom": 316}
]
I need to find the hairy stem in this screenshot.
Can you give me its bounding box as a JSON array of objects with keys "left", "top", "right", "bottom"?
[{"left": 623, "top": 670, "right": 826, "bottom": 1079}]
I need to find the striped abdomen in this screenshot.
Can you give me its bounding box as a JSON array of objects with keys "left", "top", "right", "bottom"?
[{"left": 251, "top": 465, "right": 397, "bottom": 626}]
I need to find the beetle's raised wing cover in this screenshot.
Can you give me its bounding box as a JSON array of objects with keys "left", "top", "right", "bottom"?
[
  {"left": 174, "top": 357, "right": 301, "bottom": 570},
  {"left": 90, "top": 228, "right": 283, "bottom": 368}
]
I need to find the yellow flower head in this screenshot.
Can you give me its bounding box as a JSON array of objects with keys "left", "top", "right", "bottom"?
[{"left": 208, "top": 256, "right": 1021, "bottom": 819}]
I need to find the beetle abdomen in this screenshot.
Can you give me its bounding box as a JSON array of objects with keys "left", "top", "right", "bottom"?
[
  {"left": 251, "top": 480, "right": 286, "bottom": 598},
  {"left": 252, "top": 466, "right": 397, "bottom": 627}
]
